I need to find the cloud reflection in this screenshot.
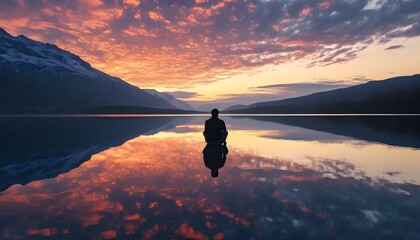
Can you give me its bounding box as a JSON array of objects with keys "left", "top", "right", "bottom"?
[{"left": 1, "top": 132, "right": 420, "bottom": 239}]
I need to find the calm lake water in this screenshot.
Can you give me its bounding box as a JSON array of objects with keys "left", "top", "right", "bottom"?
[{"left": 1, "top": 115, "right": 420, "bottom": 239}]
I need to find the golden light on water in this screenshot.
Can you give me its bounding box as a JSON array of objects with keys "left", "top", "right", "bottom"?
[{"left": 1, "top": 117, "right": 420, "bottom": 238}]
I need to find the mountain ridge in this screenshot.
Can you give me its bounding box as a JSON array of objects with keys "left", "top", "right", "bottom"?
[
  {"left": 0, "top": 27, "right": 188, "bottom": 113},
  {"left": 225, "top": 74, "right": 420, "bottom": 113},
  {"left": 144, "top": 89, "right": 195, "bottom": 111}
]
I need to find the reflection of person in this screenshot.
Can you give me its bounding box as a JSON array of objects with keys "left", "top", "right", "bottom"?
[
  {"left": 203, "top": 109, "right": 228, "bottom": 145},
  {"left": 203, "top": 144, "right": 229, "bottom": 177}
]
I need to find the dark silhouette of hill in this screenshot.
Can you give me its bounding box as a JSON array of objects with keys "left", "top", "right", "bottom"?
[
  {"left": 224, "top": 104, "right": 247, "bottom": 112},
  {"left": 144, "top": 89, "right": 195, "bottom": 111},
  {"left": 90, "top": 106, "right": 198, "bottom": 114},
  {"left": 0, "top": 116, "right": 188, "bottom": 192},
  {"left": 0, "top": 28, "right": 190, "bottom": 113},
  {"left": 225, "top": 74, "right": 420, "bottom": 113},
  {"left": 0, "top": 105, "right": 199, "bottom": 114},
  {"left": 244, "top": 116, "right": 420, "bottom": 149}
]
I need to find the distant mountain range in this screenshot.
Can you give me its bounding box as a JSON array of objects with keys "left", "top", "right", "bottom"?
[
  {"left": 225, "top": 74, "right": 420, "bottom": 113},
  {"left": 0, "top": 28, "right": 195, "bottom": 113},
  {"left": 144, "top": 89, "right": 195, "bottom": 111},
  {"left": 2, "top": 28, "right": 419, "bottom": 114}
]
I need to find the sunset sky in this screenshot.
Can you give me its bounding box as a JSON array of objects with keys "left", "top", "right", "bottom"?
[{"left": 1, "top": 0, "right": 419, "bottom": 109}]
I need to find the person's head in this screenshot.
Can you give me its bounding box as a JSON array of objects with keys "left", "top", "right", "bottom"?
[
  {"left": 211, "top": 169, "right": 219, "bottom": 177},
  {"left": 211, "top": 108, "right": 219, "bottom": 117}
]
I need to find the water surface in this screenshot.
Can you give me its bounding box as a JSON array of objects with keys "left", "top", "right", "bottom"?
[{"left": 1, "top": 116, "right": 420, "bottom": 239}]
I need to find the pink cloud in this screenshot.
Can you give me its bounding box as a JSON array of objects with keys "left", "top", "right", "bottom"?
[{"left": 0, "top": 0, "right": 418, "bottom": 87}]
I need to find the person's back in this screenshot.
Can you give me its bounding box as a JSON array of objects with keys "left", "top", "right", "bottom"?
[
  {"left": 205, "top": 117, "right": 225, "bottom": 142},
  {"left": 203, "top": 109, "right": 228, "bottom": 145}
]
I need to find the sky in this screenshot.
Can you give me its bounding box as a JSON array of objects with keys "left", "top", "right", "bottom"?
[{"left": 0, "top": 0, "right": 419, "bottom": 109}]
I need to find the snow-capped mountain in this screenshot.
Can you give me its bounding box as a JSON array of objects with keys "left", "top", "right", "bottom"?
[
  {"left": 144, "top": 89, "right": 195, "bottom": 111},
  {"left": 0, "top": 28, "right": 178, "bottom": 112}
]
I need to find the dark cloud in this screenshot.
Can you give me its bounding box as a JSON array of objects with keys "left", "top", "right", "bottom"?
[
  {"left": 351, "top": 75, "right": 372, "bottom": 83},
  {"left": 0, "top": 0, "right": 419, "bottom": 85},
  {"left": 384, "top": 45, "right": 405, "bottom": 50},
  {"left": 257, "top": 82, "right": 351, "bottom": 92}
]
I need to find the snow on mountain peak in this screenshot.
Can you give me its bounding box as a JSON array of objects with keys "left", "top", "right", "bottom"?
[
  {"left": 0, "top": 29, "right": 116, "bottom": 82},
  {"left": 0, "top": 28, "right": 192, "bottom": 111}
]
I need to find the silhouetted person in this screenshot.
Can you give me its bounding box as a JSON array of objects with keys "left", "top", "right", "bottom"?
[
  {"left": 203, "top": 143, "right": 229, "bottom": 178},
  {"left": 203, "top": 109, "right": 228, "bottom": 145}
]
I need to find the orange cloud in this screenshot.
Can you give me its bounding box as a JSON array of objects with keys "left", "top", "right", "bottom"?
[
  {"left": 123, "top": 0, "right": 140, "bottom": 7},
  {"left": 176, "top": 223, "right": 209, "bottom": 240},
  {"left": 300, "top": 7, "right": 313, "bottom": 17},
  {"left": 0, "top": 0, "right": 419, "bottom": 88},
  {"left": 318, "top": 1, "right": 331, "bottom": 9},
  {"left": 148, "top": 11, "right": 163, "bottom": 21},
  {"left": 82, "top": 0, "right": 104, "bottom": 7}
]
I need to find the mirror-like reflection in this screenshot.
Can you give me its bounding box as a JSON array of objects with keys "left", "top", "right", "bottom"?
[
  {"left": 0, "top": 116, "right": 420, "bottom": 239},
  {"left": 203, "top": 144, "right": 229, "bottom": 178},
  {"left": 0, "top": 117, "right": 188, "bottom": 191},
  {"left": 247, "top": 116, "right": 420, "bottom": 149}
]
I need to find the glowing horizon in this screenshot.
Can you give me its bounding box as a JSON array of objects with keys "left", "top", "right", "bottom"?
[{"left": 1, "top": 0, "right": 419, "bottom": 108}]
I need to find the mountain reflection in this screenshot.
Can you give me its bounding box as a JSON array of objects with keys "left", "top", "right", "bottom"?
[
  {"left": 1, "top": 116, "right": 420, "bottom": 239},
  {"left": 247, "top": 116, "right": 420, "bottom": 149},
  {"left": 0, "top": 116, "right": 188, "bottom": 191}
]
